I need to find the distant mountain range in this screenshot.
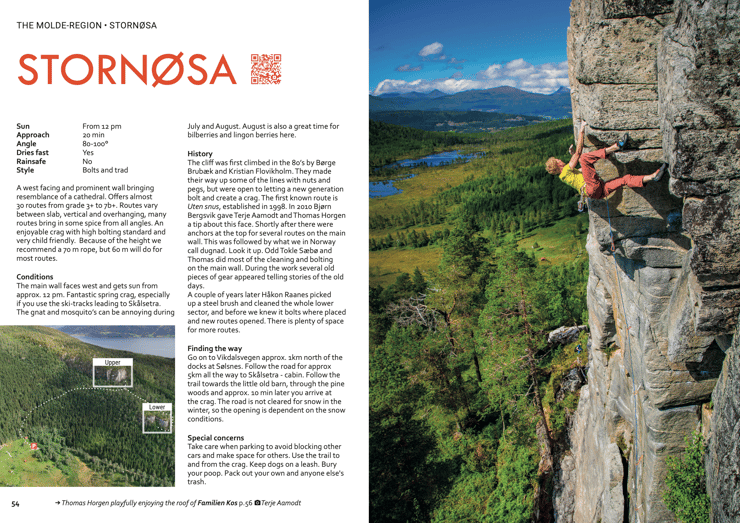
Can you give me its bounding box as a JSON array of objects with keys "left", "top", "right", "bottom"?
[
  {"left": 54, "top": 325, "right": 175, "bottom": 338},
  {"left": 370, "top": 86, "right": 572, "bottom": 119},
  {"left": 375, "top": 89, "right": 448, "bottom": 100}
]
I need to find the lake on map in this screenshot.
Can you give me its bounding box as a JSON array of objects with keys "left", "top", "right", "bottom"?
[
  {"left": 72, "top": 336, "right": 175, "bottom": 358},
  {"left": 370, "top": 150, "right": 480, "bottom": 198}
]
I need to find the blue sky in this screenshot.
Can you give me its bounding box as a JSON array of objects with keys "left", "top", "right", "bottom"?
[{"left": 370, "top": 0, "right": 572, "bottom": 95}]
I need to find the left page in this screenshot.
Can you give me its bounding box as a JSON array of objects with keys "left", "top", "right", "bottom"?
[{"left": 1, "top": 2, "right": 369, "bottom": 521}]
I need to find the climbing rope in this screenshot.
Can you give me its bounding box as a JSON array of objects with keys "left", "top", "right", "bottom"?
[{"left": 604, "top": 197, "right": 645, "bottom": 519}]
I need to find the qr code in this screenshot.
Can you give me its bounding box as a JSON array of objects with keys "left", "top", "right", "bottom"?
[{"left": 251, "top": 54, "right": 281, "bottom": 84}]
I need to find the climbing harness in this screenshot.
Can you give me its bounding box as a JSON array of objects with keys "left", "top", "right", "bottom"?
[{"left": 578, "top": 184, "right": 588, "bottom": 213}]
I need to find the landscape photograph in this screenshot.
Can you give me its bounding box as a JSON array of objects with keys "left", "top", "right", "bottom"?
[
  {"left": 369, "top": 1, "right": 739, "bottom": 522},
  {"left": 0, "top": 326, "right": 175, "bottom": 487},
  {"left": 94, "top": 364, "right": 133, "bottom": 387},
  {"left": 143, "top": 410, "right": 172, "bottom": 434}
]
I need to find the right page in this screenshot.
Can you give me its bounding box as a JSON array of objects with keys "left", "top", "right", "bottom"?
[{"left": 368, "top": 0, "right": 739, "bottom": 522}]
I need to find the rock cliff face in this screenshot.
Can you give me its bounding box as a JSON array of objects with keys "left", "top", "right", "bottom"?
[
  {"left": 565, "top": 1, "right": 740, "bottom": 521},
  {"left": 95, "top": 366, "right": 130, "bottom": 385},
  {"left": 707, "top": 320, "right": 740, "bottom": 523}
]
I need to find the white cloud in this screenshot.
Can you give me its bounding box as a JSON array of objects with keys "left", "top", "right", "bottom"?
[
  {"left": 372, "top": 59, "right": 569, "bottom": 96},
  {"left": 504, "top": 58, "right": 536, "bottom": 77},
  {"left": 447, "top": 57, "right": 466, "bottom": 65},
  {"left": 418, "top": 42, "right": 443, "bottom": 57},
  {"left": 396, "top": 64, "right": 423, "bottom": 72},
  {"left": 479, "top": 64, "right": 502, "bottom": 79},
  {"left": 446, "top": 57, "right": 467, "bottom": 70}
]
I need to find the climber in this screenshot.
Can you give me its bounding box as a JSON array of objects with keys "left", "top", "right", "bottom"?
[{"left": 545, "top": 121, "right": 666, "bottom": 201}]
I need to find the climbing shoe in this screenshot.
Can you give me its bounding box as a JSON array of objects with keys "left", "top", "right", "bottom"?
[
  {"left": 654, "top": 163, "right": 668, "bottom": 182},
  {"left": 617, "top": 132, "right": 629, "bottom": 150}
]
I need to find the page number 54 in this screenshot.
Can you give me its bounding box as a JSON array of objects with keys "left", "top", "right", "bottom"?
[{"left": 11, "top": 501, "right": 19, "bottom": 507}]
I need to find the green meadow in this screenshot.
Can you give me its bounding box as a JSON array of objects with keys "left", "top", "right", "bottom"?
[{"left": 0, "top": 438, "right": 130, "bottom": 487}]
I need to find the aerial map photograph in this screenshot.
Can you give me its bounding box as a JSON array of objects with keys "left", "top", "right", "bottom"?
[{"left": 0, "top": 326, "right": 175, "bottom": 487}]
